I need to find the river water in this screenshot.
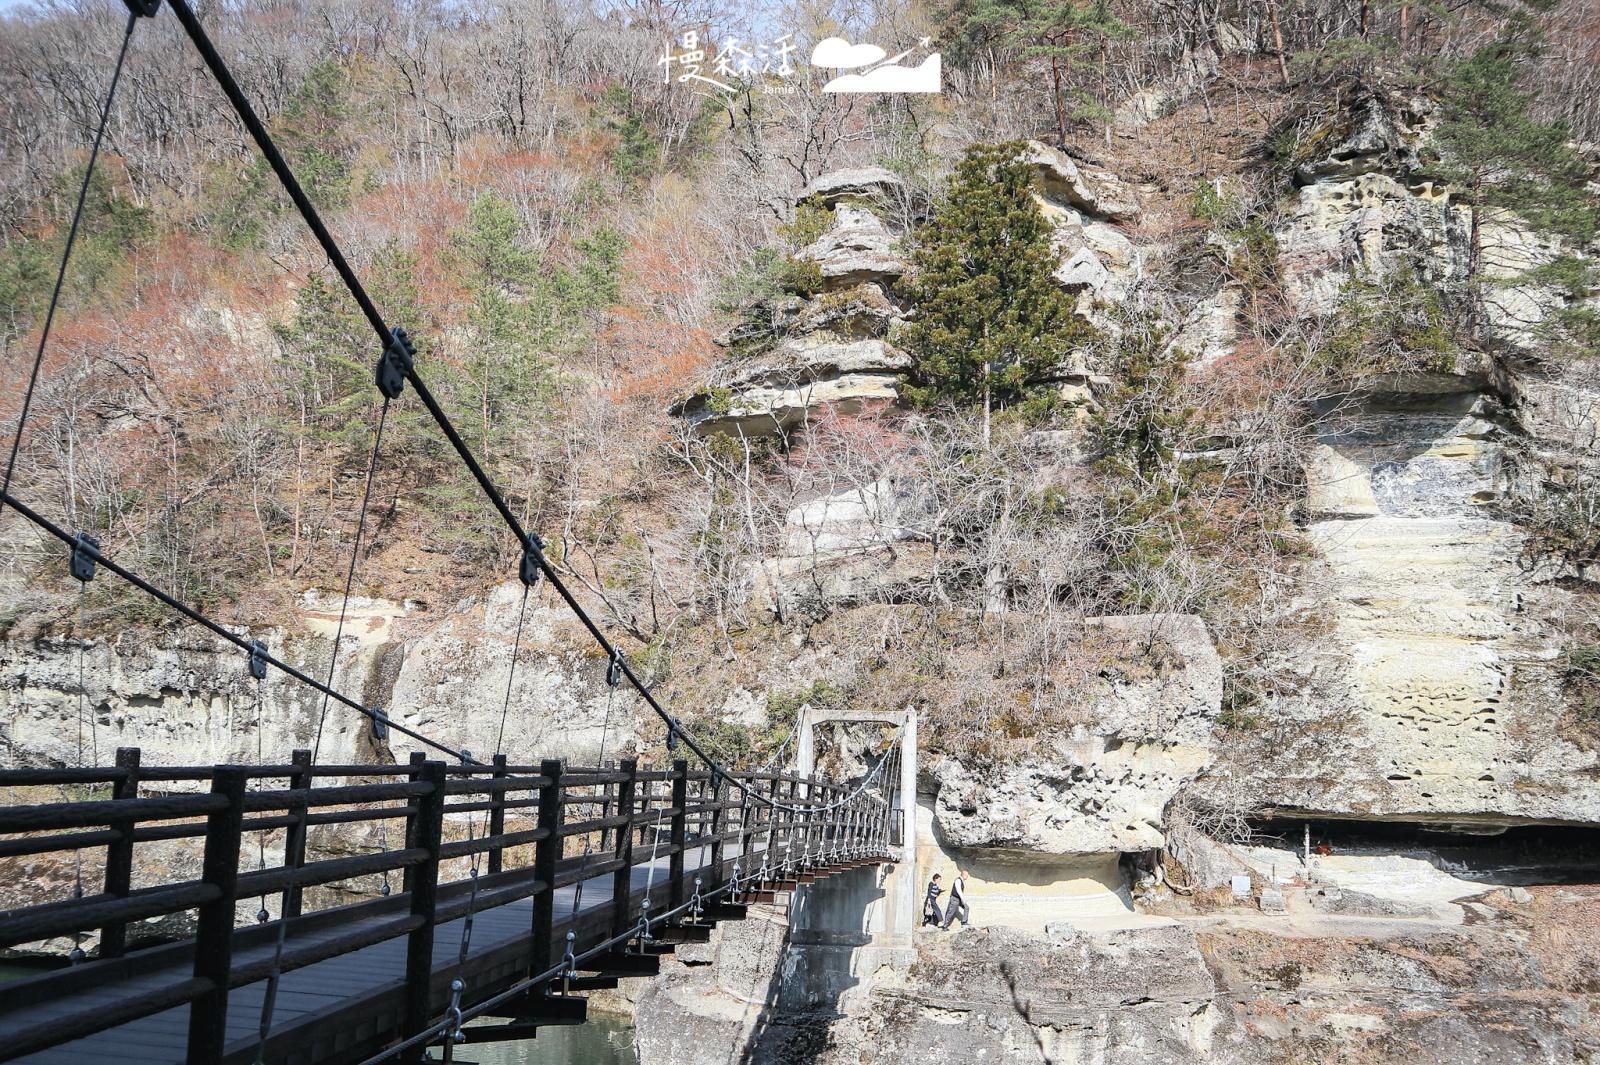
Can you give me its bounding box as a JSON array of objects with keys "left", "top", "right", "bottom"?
[{"left": 444, "top": 1014, "right": 638, "bottom": 1064}]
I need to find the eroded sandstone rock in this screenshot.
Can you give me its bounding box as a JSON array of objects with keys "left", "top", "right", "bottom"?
[
  {"left": 1241, "top": 386, "right": 1600, "bottom": 824},
  {"left": 0, "top": 580, "right": 640, "bottom": 770},
  {"left": 795, "top": 204, "right": 909, "bottom": 289},
  {"left": 933, "top": 613, "right": 1223, "bottom": 854},
  {"left": 1023, "top": 141, "right": 1142, "bottom": 223},
  {"left": 671, "top": 335, "right": 911, "bottom": 437}
]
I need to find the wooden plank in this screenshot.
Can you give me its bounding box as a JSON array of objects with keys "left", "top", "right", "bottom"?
[{"left": 10, "top": 842, "right": 752, "bottom": 1065}]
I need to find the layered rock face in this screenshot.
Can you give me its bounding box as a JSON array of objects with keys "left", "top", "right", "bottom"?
[
  {"left": 670, "top": 168, "right": 916, "bottom": 438},
  {"left": 932, "top": 614, "right": 1222, "bottom": 855},
  {"left": 1221, "top": 91, "right": 1600, "bottom": 825},
  {"left": 0, "top": 581, "right": 639, "bottom": 769},
  {"left": 819, "top": 924, "right": 1222, "bottom": 1064},
  {"left": 673, "top": 149, "right": 1144, "bottom": 437},
  {"left": 639, "top": 888, "right": 1600, "bottom": 1064},
  {"left": 1272, "top": 384, "right": 1600, "bottom": 824}
]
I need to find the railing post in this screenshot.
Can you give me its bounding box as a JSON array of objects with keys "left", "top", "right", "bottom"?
[
  {"left": 765, "top": 774, "right": 780, "bottom": 876},
  {"left": 803, "top": 781, "right": 820, "bottom": 870},
  {"left": 610, "top": 760, "right": 638, "bottom": 940},
  {"left": 786, "top": 777, "right": 801, "bottom": 871},
  {"left": 101, "top": 746, "right": 141, "bottom": 958},
  {"left": 488, "top": 753, "right": 509, "bottom": 875},
  {"left": 531, "top": 758, "right": 563, "bottom": 977},
  {"left": 669, "top": 759, "right": 687, "bottom": 913},
  {"left": 402, "top": 751, "right": 426, "bottom": 894},
  {"left": 836, "top": 786, "right": 849, "bottom": 861},
  {"left": 401, "top": 760, "right": 446, "bottom": 1065},
  {"left": 186, "top": 766, "right": 247, "bottom": 1065},
  {"left": 737, "top": 774, "right": 756, "bottom": 880},
  {"left": 283, "top": 748, "right": 312, "bottom": 918},
  {"left": 708, "top": 772, "right": 727, "bottom": 885},
  {"left": 820, "top": 785, "right": 834, "bottom": 864}
]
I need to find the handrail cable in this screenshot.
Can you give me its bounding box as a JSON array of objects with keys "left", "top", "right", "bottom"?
[
  {"left": 437, "top": 581, "right": 532, "bottom": 1056},
  {"left": 0, "top": 489, "right": 474, "bottom": 764},
  {"left": 358, "top": 748, "right": 899, "bottom": 1065},
  {"left": 250, "top": 399, "right": 393, "bottom": 1061}
]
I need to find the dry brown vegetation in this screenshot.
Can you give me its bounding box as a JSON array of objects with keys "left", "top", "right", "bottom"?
[{"left": 0, "top": 0, "right": 1594, "bottom": 770}]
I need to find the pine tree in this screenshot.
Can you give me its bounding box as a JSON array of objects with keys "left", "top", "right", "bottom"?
[
  {"left": 1014, "top": 0, "right": 1133, "bottom": 144},
  {"left": 940, "top": 0, "right": 1130, "bottom": 140},
  {"left": 1432, "top": 25, "right": 1597, "bottom": 244},
  {"left": 901, "top": 141, "right": 1093, "bottom": 428}
]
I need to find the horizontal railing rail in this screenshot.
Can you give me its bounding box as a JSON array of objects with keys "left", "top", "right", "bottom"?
[{"left": 0, "top": 744, "right": 900, "bottom": 1064}]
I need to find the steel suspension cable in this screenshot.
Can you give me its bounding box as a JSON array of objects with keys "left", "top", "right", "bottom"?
[
  {"left": 1, "top": 7, "right": 143, "bottom": 522},
  {"left": 311, "top": 396, "right": 390, "bottom": 763},
  {"left": 159, "top": 0, "right": 897, "bottom": 815}
]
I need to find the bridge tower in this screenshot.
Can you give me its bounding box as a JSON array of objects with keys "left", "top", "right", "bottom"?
[{"left": 780, "top": 705, "right": 917, "bottom": 1010}]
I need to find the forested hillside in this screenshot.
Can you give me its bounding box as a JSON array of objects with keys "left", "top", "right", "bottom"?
[{"left": 2, "top": 0, "right": 1597, "bottom": 773}]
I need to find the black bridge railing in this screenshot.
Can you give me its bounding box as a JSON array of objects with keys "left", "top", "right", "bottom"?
[{"left": 0, "top": 746, "right": 900, "bottom": 1064}]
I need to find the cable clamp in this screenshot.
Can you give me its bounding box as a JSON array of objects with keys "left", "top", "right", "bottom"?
[
  {"left": 120, "top": 0, "right": 161, "bottom": 16},
  {"left": 375, "top": 326, "right": 416, "bottom": 399},
  {"left": 69, "top": 532, "right": 98, "bottom": 583},
  {"left": 666, "top": 716, "right": 680, "bottom": 752},
  {"left": 369, "top": 709, "right": 389, "bottom": 741},
  {"left": 444, "top": 978, "right": 465, "bottom": 1044},
  {"left": 247, "top": 639, "right": 268, "bottom": 681},
  {"left": 561, "top": 930, "right": 579, "bottom": 987},
  {"left": 519, "top": 533, "right": 544, "bottom": 588},
  {"left": 606, "top": 649, "right": 623, "bottom": 688}
]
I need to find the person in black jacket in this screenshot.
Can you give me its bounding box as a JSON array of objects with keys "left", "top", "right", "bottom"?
[
  {"left": 942, "top": 869, "right": 971, "bottom": 929},
  {"left": 923, "top": 873, "right": 944, "bottom": 927}
]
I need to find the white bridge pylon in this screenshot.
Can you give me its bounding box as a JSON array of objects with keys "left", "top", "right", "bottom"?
[{"left": 794, "top": 703, "right": 918, "bottom": 947}]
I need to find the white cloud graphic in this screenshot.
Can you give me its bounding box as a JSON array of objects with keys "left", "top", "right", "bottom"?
[
  {"left": 810, "top": 37, "right": 887, "bottom": 68},
  {"left": 822, "top": 53, "right": 941, "bottom": 93}
]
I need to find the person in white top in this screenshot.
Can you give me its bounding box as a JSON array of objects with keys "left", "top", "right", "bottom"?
[{"left": 941, "top": 869, "right": 970, "bottom": 929}]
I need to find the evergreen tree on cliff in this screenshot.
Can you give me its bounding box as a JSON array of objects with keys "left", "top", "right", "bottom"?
[{"left": 901, "top": 141, "right": 1092, "bottom": 428}]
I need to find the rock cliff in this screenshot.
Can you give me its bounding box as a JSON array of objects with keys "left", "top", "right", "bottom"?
[{"left": 0, "top": 581, "right": 641, "bottom": 770}]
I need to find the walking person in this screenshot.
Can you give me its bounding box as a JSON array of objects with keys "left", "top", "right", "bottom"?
[
  {"left": 923, "top": 873, "right": 944, "bottom": 927},
  {"left": 942, "top": 869, "right": 971, "bottom": 930}
]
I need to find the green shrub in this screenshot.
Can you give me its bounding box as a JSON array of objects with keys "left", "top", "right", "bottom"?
[
  {"left": 1562, "top": 645, "right": 1600, "bottom": 739},
  {"left": 1318, "top": 268, "right": 1461, "bottom": 379},
  {"left": 1503, "top": 476, "right": 1600, "bottom": 571},
  {"left": 1430, "top": 25, "right": 1598, "bottom": 245}
]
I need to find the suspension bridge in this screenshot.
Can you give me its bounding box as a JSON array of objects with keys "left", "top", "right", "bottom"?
[
  {"left": 0, "top": 740, "right": 906, "bottom": 1064},
  {"left": 0, "top": 0, "right": 913, "bottom": 1061}
]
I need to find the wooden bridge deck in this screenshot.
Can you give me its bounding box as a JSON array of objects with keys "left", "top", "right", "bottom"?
[
  {"left": 0, "top": 752, "right": 900, "bottom": 1065},
  {"left": 7, "top": 846, "right": 756, "bottom": 1065}
]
